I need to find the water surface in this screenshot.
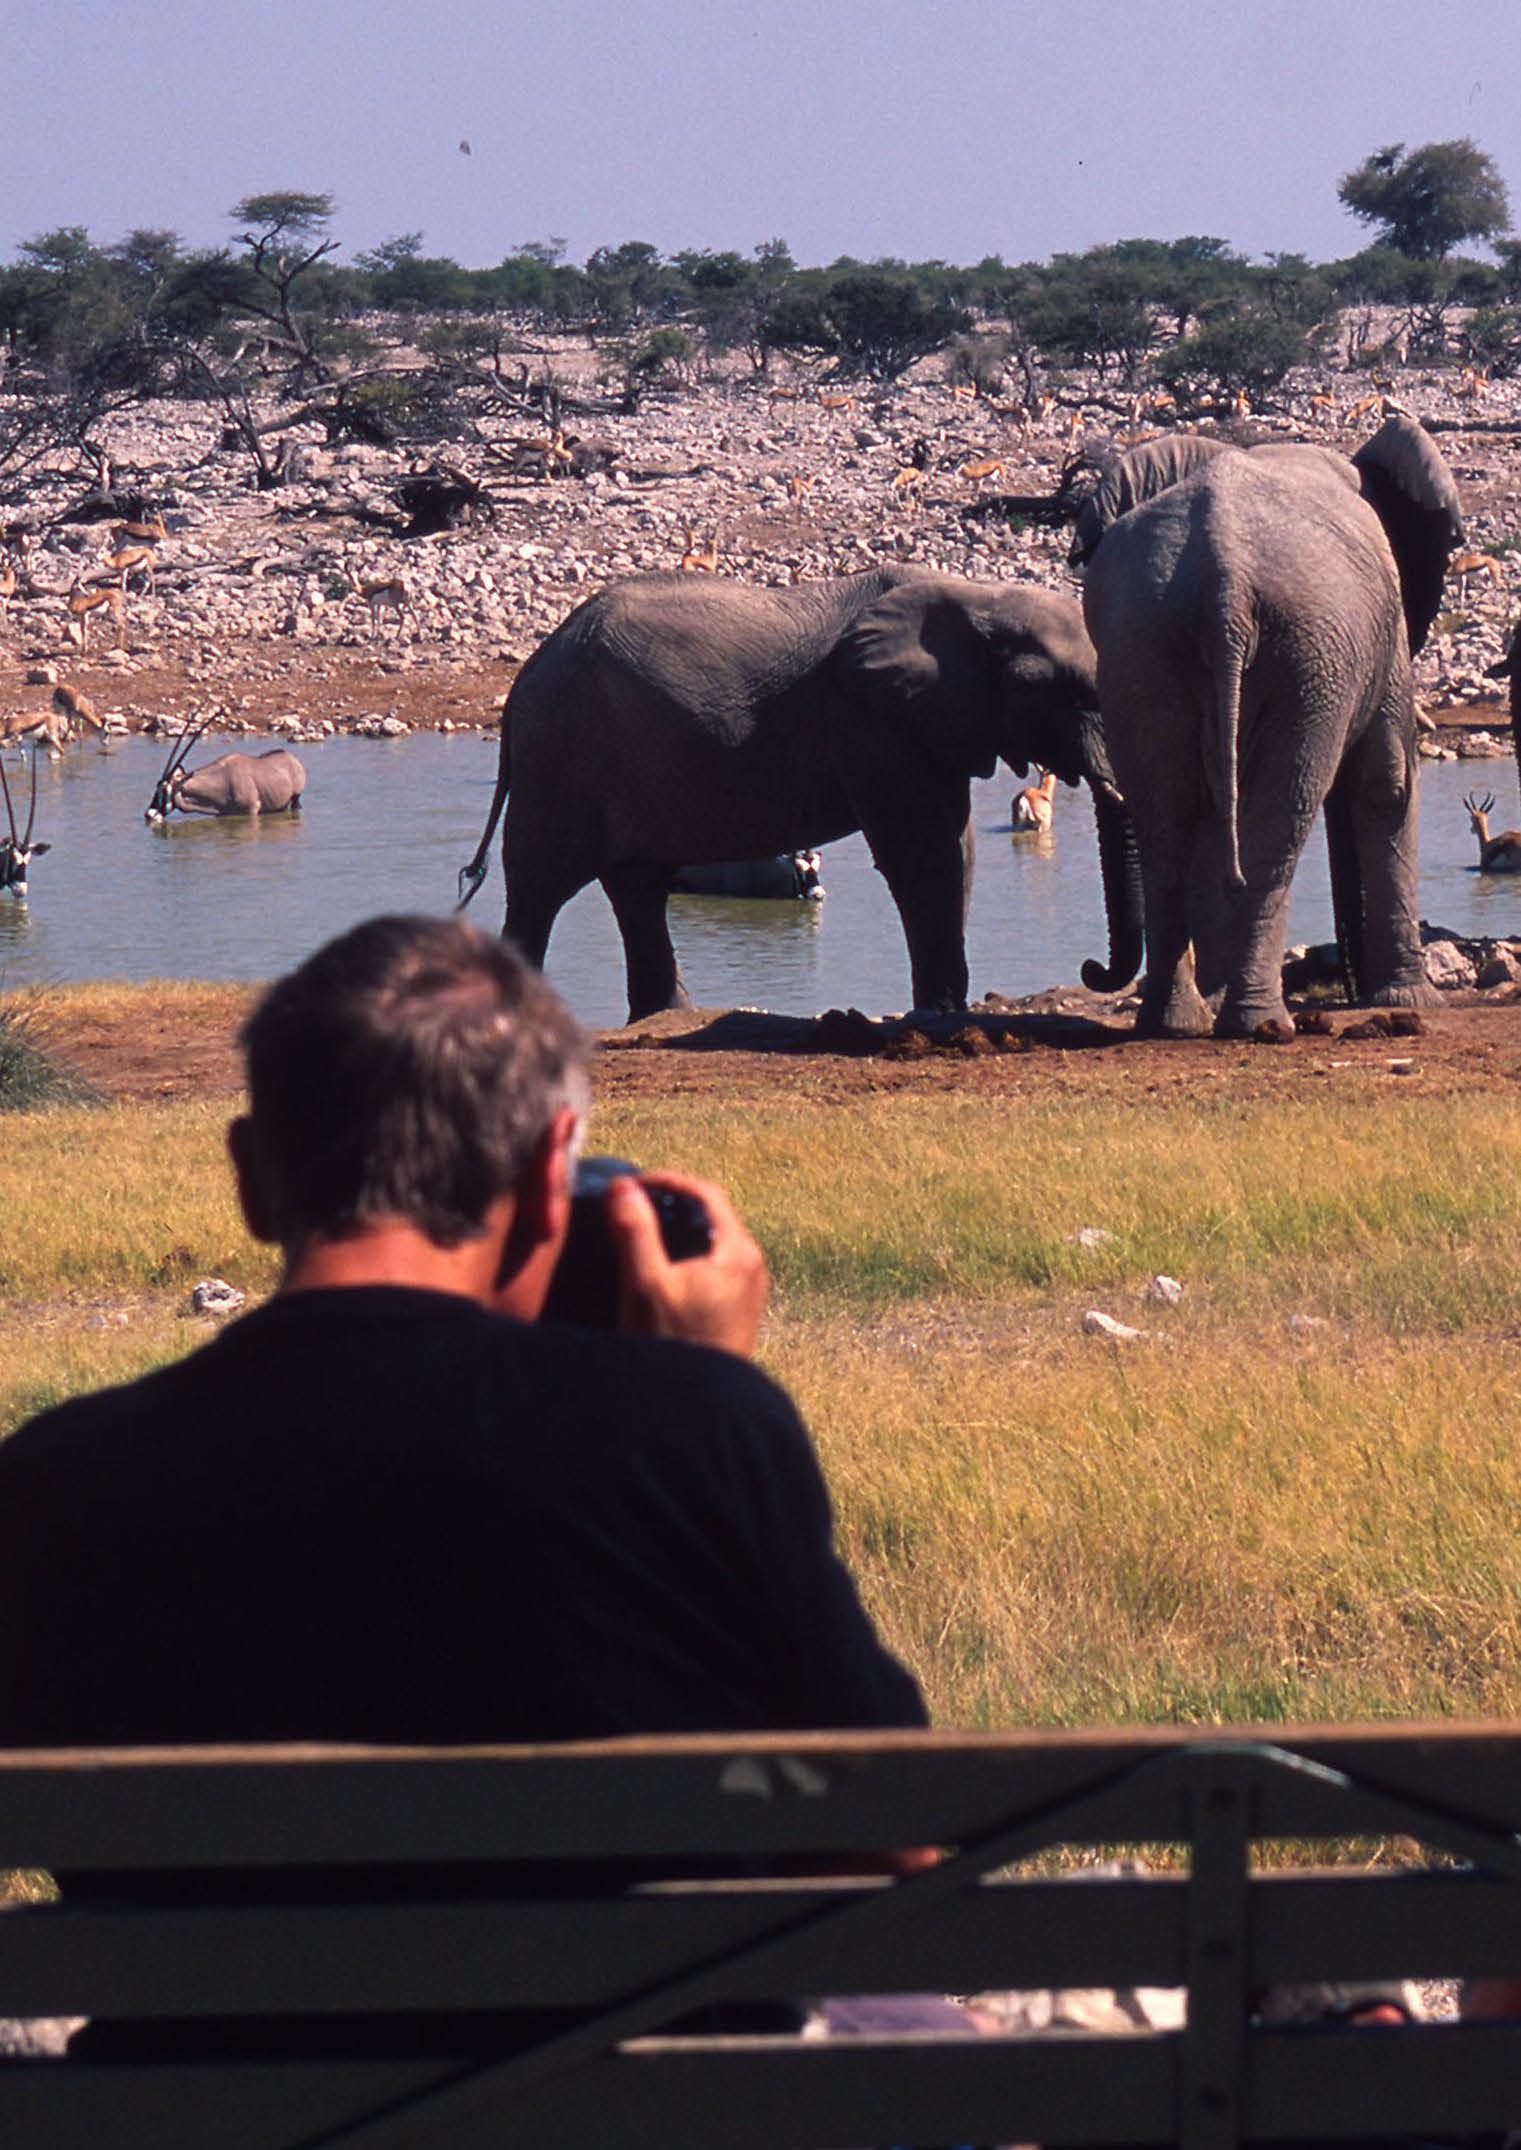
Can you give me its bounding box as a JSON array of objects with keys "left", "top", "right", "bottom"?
[{"left": 0, "top": 733, "right": 1515, "bottom": 1028}]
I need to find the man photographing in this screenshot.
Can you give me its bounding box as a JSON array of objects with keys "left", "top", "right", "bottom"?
[{"left": 0, "top": 914, "right": 923, "bottom": 1746}]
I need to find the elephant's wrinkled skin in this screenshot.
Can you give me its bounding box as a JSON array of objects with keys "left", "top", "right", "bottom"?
[
  {"left": 1079, "top": 417, "right": 1463, "bottom": 1038},
  {"left": 458, "top": 568, "right": 1142, "bottom": 1020}
]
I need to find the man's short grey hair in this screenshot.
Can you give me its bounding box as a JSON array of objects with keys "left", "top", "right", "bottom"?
[{"left": 242, "top": 915, "right": 589, "bottom": 1248}]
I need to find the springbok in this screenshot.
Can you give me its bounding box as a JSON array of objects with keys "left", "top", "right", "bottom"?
[
  {"left": 1012, "top": 768, "right": 1058, "bottom": 835},
  {"left": 0, "top": 750, "right": 49, "bottom": 898},
  {"left": 678, "top": 526, "right": 720, "bottom": 573},
  {"left": 66, "top": 579, "right": 125, "bottom": 652},
  {"left": 1450, "top": 550, "right": 1504, "bottom": 603},
  {"left": 359, "top": 577, "right": 408, "bottom": 636},
  {"left": 890, "top": 466, "right": 926, "bottom": 505},
  {"left": 108, "top": 512, "right": 167, "bottom": 547},
  {"left": 958, "top": 457, "right": 1005, "bottom": 486},
  {"left": 52, "top": 684, "right": 102, "bottom": 740},
  {"left": 99, "top": 544, "right": 156, "bottom": 594},
  {"left": 1465, "top": 791, "right": 1521, "bottom": 873},
  {"left": 785, "top": 474, "right": 815, "bottom": 511}
]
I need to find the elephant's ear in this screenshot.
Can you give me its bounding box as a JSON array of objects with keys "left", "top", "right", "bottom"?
[
  {"left": 833, "top": 583, "right": 1000, "bottom": 777},
  {"left": 1351, "top": 415, "right": 1465, "bottom": 656},
  {"left": 1069, "top": 434, "right": 1231, "bottom": 566}
]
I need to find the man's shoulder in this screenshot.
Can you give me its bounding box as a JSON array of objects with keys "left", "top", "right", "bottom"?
[
  {"left": 0, "top": 1350, "right": 202, "bottom": 1474},
  {"left": 509, "top": 1318, "right": 808, "bottom": 1446}
]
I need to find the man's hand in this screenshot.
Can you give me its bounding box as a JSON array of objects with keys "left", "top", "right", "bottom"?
[{"left": 605, "top": 1172, "right": 768, "bottom": 1358}]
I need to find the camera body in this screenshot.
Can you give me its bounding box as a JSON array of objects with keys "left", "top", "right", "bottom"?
[{"left": 540, "top": 1156, "right": 713, "bottom": 1326}]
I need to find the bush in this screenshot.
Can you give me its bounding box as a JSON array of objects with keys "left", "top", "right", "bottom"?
[
  {"left": 947, "top": 335, "right": 1009, "bottom": 396},
  {"left": 1154, "top": 307, "right": 1326, "bottom": 403},
  {"left": 0, "top": 997, "right": 96, "bottom": 1112}
]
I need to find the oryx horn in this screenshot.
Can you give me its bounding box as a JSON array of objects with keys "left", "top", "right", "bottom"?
[
  {"left": 0, "top": 752, "right": 17, "bottom": 850},
  {"left": 156, "top": 711, "right": 215, "bottom": 788},
  {"left": 20, "top": 745, "right": 37, "bottom": 850}
]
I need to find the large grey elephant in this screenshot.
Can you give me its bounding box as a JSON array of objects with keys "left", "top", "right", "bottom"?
[
  {"left": 457, "top": 568, "right": 1142, "bottom": 1020},
  {"left": 1077, "top": 416, "right": 1463, "bottom": 1037}
]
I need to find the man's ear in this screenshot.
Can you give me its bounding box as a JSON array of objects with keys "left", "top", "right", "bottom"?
[
  {"left": 492, "top": 1107, "right": 579, "bottom": 1310},
  {"left": 227, "top": 1115, "right": 282, "bottom": 1245}
]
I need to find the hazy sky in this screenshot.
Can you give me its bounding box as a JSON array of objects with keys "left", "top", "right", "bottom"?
[{"left": 10, "top": 0, "right": 1521, "bottom": 270}]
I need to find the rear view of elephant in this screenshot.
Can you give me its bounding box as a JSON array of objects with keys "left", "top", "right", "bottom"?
[
  {"left": 1078, "top": 416, "right": 1463, "bottom": 1037},
  {"left": 458, "top": 568, "right": 1142, "bottom": 1020}
]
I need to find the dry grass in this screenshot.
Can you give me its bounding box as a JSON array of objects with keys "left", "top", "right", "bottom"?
[{"left": 3, "top": 1079, "right": 1520, "bottom": 1729}]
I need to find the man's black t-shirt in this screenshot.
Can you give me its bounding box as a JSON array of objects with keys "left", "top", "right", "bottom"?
[{"left": 0, "top": 1288, "right": 924, "bottom": 1746}]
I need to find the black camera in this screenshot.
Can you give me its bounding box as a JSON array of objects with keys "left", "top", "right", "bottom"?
[{"left": 540, "top": 1156, "right": 714, "bottom": 1326}]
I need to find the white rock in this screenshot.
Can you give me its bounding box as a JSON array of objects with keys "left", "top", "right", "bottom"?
[
  {"left": 1422, "top": 939, "right": 1477, "bottom": 988},
  {"left": 1082, "top": 1309, "right": 1144, "bottom": 1342},
  {"left": 190, "top": 1278, "right": 245, "bottom": 1317},
  {"left": 1145, "top": 1274, "right": 1184, "bottom": 1305},
  {"left": 1070, "top": 1226, "right": 1118, "bottom": 1250}
]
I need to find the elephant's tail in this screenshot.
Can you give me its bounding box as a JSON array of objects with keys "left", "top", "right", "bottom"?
[
  {"left": 456, "top": 696, "right": 512, "bottom": 908},
  {"left": 1209, "top": 634, "right": 1249, "bottom": 892}
]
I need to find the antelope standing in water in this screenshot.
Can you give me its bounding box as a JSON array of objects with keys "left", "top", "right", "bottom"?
[
  {"left": 0, "top": 750, "right": 50, "bottom": 897},
  {"left": 1012, "top": 769, "right": 1058, "bottom": 835},
  {"left": 1464, "top": 792, "right": 1521, "bottom": 873}
]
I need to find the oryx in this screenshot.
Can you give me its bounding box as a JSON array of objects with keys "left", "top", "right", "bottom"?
[
  {"left": 145, "top": 715, "right": 307, "bottom": 824},
  {"left": 0, "top": 750, "right": 50, "bottom": 898}
]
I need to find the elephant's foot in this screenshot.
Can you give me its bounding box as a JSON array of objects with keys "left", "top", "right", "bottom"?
[
  {"left": 1213, "top": 992, "right": 1294, "bottom": 1041},
  {"left": 1136, "top": 977, "right": 1214, "bottom": 1038},
  {"left": 1363, "top": 973, "right": 1439, "bottom": 1011},
  {"left": 625, "top": 977, "right": 694, "bottom": 1025}
]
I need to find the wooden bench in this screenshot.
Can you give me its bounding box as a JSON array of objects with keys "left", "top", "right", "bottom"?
[{"left": 2, "top": 1723, "right": 1520, "bottom": 2147}]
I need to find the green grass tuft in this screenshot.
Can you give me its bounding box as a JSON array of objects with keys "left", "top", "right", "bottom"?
[{"left": 0, "top": 994, "right": 98, "bottom": 1113}]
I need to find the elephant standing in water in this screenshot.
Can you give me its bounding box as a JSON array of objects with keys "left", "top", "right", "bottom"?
[
  {"left": 1077, "top": 416, "right": 1463, "bottom": 1038},
  {"left": 458, "top": 568, "right": 1142, "bottom": 1020}
]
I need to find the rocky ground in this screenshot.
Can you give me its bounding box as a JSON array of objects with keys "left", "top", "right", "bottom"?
[
  {"left": 39, "top": 985, "right": 1521, "bottom": 1112},
  {"left": 8, "top": 332, "right": 1521, "bottom": 1059},
  {"left": 2, "top": 331, "right": 1521, "bottom": 745}
]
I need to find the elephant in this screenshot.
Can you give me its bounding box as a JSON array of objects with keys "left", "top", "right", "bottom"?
[
  {"left": 1077, "top": 415, "right": 1463, "bottom": 1038},
  {"left": 670, "top": 851, "right": 825, "bottom": 900},
  {"left": 145, "top": 716, "right": 306, "bottom": 824},
  {"left": 456, "top": 567, "right": 1143, "bottom": 1020}
]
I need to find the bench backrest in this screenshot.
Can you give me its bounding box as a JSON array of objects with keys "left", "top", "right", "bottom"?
[{"left": 2, "top": 1722, "right": 1520, "bottom": 2148}]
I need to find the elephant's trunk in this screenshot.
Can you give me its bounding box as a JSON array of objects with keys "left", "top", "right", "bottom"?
[{"left": 1078, "top": 733, "right": 1144, "bottom": 994}]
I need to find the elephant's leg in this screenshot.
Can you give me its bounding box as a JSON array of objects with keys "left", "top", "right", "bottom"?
[
  {"left": 1209, "top": 874, "right": 1298, "bottom": 1038},
  {"left": 601, "top": 863, "right": 692, "bottom": 1022},
  {"left": 1340, "top": 714, "right": 1434, "bottom": 1008},
  {"left": 1136, "top": 845, "right": 1212, "bottom": 1036},
  {"left": 860, "top": 806, "right": 971, "bottom": 1013},
  {"left": 503, "top": 810, "right": 593, "bottom": 971},
  {"left": 1205, "top": 709, "right": 1336, "bottom": 1040}
]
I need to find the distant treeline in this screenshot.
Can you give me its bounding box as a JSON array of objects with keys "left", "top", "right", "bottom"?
[{"left": 4, "top": 166, "right": 1521, "bottom": 493}]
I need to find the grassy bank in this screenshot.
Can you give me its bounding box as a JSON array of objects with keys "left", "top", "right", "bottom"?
[{"left": 3, "top": 1076, "right": 1519, "bottom": 1728}]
